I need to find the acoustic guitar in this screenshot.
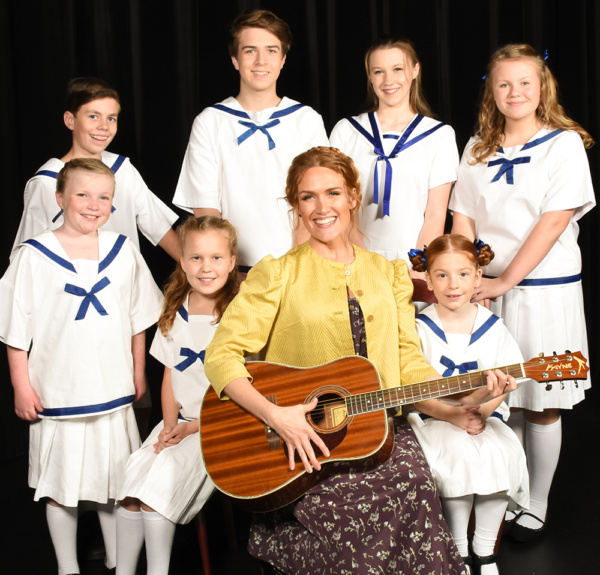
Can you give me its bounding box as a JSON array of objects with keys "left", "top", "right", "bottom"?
[{"left": 200, "top": 352, "right": 588, "bottom": 512}]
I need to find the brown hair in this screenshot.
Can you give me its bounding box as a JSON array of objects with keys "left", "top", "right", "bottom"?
[
  {"left": 157, "top": 216, "right": 240, "bottom": 335},
  {"left": 364, "top": 36, "right": 433, "bottom": 116},
  {"left": 228, "top": 9, "right": 292, "bottom": 57},
  {"left": 285, "top": 146, "right": 363, "bottom": 236},
  {"left": 65, "top": 77, "right": 121, "bottom": 116},
  {"left": 471, "top": 43, "right": 594, "bottom": 164},
  {"left": 409, "top": 234, "right": 494, "bottom": 273},
  {"left": 56, "top": 158, "right": 115, "bottom": 194}
]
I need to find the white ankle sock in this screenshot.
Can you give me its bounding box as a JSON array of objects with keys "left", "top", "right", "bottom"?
[
  {"left": 97, "top": 500, "right": 117, "bottom": 569},
  {"left": 518, "top": 417, "right": 562, "bottom": 529},
  {"left": 46, "top": 503, "right": 79, "bottom": 575},
  {"left": 441, "top": 495, "right": 473, "bottom": 557},
  {"left": 142, "top": 509, "right": 176, "bottom": 575},
  {"left": 116, "top": 507, "right": 144, "bottom": 575}
]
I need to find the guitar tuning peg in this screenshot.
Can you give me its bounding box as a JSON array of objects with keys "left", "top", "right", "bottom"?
[
  {"left": 575, "top": 380, "right": 579, "bottom": 389},
  {"left": 553, "top": 351, "right": 558, "bottom": 356},
  {"left": 545, "top": 383, "right": 553, "bottom": 391},
  {"left": 538, "top": 352, "right": 544, "bottom": 357},
  {"left": 560, "top": 381, "right": 565, "bottom": 390},
  {"left": 565, "top": 349, "right": 572, "bottom": 353}
]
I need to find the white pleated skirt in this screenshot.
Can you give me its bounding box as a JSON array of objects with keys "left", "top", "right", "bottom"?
[
  {"left": 491, "top": 282, "right": 590, "bottom": 411},
  {"left": 28, "top": 406, "right": 140, "bottom": 507},
  {"left": 408, "top": 411, "right": 529, "bottom": 508},
  {"left": 118, "top": 421, "right": 215, "bottom": 524}
]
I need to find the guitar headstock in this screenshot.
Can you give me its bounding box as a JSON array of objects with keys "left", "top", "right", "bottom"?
[{"left": 523, "top": 351, "right": 589, "bottom": 388}]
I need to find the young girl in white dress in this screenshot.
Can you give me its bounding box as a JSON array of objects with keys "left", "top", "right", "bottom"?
[
  {"left": 408, "top": 235, "right": 529, "bottom": 575},
  {"left": 330, "top": 36, "right": 458, "bottom": 270},
  {"left": 0, "top": 158, "right": 163, "bottom": 575},
  {"left": 450, "top": 44, "right": 594, "bottom": 541},
  {"left": 116, "top": 216, "right": 239, "bottom": 575}
]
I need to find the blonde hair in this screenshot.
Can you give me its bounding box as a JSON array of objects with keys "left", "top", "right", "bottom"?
[
  {"left": 364, "top": 36, "right": 432, "bottom": 116},
  {"left": 56, "top": 158, "right": 115, "bottom": 194},
  {"left": 471, "top": 43, "right": 594, "bottom": 164},
  {"left": 285, "top": 147, "right": 363, "bottom": 237},
  {"left": 157, "top": 216, "right": 240, "bottom": 335}
]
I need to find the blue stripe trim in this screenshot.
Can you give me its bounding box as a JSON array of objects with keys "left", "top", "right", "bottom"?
[
  {"left": 469, "top": 315, "right": 499, "bottom": 345},
  {"left": 416, "top": 314, "right": 447, "bottom": 343},
  {"left": 111, "top": 155, "right": 126, "bottom": 173},
  {"left": 483, "top": 273, "right": 581, "bottom": 287},
  {"left": 98, "top": 234, "right": 127, "bottom": 273},
  {"left": 212, "top": 103, "right": 304, "bottom": 121},
  {"left": 39, "top": 394, "right": 135, "bottom": 417},
  {"left": 177, "top": 305, "right": 189, "bottom": 322},
  {"left": 52, "top": 209, "right": 64, "bottom": 223},
  {"left": 24, "top": 239, "right": 76, "bottom": 273},
  {"left": 498, "top": 129, "right": 563, "bottom": 154},
  {"left": 35, "top": 169, "right": 59, "bottom": 179}
]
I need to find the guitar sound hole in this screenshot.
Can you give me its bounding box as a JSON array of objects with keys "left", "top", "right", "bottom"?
[{"left": 308, "top": 392, "right": 347, "bottom": 432}]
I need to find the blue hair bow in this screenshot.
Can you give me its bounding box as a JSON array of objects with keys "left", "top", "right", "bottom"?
[{"left": 408, "top": 247, "right": 427, "bottom": 270}]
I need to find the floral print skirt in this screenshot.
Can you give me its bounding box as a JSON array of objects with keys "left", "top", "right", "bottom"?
[{"left": 248, "top": 417, "right": 466, "bottom": 574}]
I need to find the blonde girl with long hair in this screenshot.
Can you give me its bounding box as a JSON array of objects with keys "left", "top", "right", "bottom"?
[
  {"left": 117, "top": 216, "right": 239, "bottom": 575},
  {"left": 451, "top": 44, "right": 594, "bottom": 542}
]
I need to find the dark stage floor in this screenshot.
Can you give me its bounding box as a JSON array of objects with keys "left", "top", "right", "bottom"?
[{"left": 1, "top": 390, "right": 597, "bottom": 575}]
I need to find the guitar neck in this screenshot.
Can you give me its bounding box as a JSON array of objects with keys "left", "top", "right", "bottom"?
[{"left": 345, "top": 363, "right": 525, "bottom": 416}]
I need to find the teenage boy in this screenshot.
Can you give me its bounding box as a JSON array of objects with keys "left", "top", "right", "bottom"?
[{"left": 173, "top": 9, "right": 329, "bottom": 270}]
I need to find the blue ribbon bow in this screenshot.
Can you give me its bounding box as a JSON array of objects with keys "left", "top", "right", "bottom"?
[
  {"left": 440, "top": 355, "right": 478, "bottom": 377},
  {"left": 408, "top": 247, "right": 427, "bottom": 270},
  {"left": 237, "top": 119, "right": 281, "bottom": 150},
  {"left": 174, "top": 348, "right": 206, "bottom": 372},
  {"left": 64, "top": 277, "right": 111, "bottom": 320},
  {"left": 488, "top": 156, "right": 531, "bottom": 184}
]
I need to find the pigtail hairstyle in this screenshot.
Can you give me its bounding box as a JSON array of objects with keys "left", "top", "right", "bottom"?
[
  {"left": 471, "top": 44, "right": 594, "bottom": 164},
  {"left": 364, "top": 35, "right": 433, "bottom": 117},
  {"left": 409, "top": 234, "right": 494, "bottom": 272},
  {"left": 157, "top": 216, "right": 240, "bottom": 336}
]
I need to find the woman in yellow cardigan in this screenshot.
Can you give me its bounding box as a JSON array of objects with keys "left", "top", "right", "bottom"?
[{"left": 205, "top": 147, "right": 514, "bottom": 575}]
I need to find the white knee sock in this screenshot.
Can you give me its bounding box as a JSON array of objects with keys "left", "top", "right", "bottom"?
[
  {"left": 472, "top": 493, "right": 507, "bottom": 575},
  {"left": 46, "top": 503, "right": 79, "bottom": 575},
  {"left": 116, "top": 507, "right": 144, "bottom": 575},
  {"left": 97, "top": 500, "right": 118, "bottom": 569},
  {"left": 518, "top": 417, "right": 562, "bottom": 528},
  {"left": 441, "top": 495, "right": 473, "bottom": 557},
  {"left": 142, "top": 509, "right": 176, "bottom": 575}
]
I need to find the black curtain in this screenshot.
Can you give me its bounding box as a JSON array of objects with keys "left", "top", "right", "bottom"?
[{"left": 1, "top": 0, "right": 598, "bottom": 460}]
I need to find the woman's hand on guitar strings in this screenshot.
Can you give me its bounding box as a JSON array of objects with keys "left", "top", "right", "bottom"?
[{"left": 267, "top": 397, "right": 330, "bottom": 473}]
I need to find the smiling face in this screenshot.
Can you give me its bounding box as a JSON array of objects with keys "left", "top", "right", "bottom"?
[
  {"left": 231, "top": 27, "right": 286, "bottom": 96},
  {"left": 180, "top": 230, "right": 236, "bottom": 301},
  {"left": 297, "top": 166, "right": 357, "bottom": 248},
  {"left": 492, "top": 58, "right": 541, "bottom": 124},
  {"left": 64, "top": 97, "right": 119, "bottom": 158},
  {"left": 56, "top": 169, "right": 114, "bottom": 236},
  {"left": 426, "top": 251, "right": 482, "bottom": 312},
  {"left": 368, "top": 47, "right": 419, "bottom": 111}
]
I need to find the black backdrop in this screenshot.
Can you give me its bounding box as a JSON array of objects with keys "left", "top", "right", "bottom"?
[{"left": 1, "top": 0, "right": 599, "bottom": 461}]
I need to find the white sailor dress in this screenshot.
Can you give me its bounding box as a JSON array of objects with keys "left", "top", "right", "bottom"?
[
  {"left": 450, "top": 128, "right": 595, "bottom": 410},
  {"left": 118, "top": 298, "right": 217, "bottom": 524},
  {"left": 173, "top": 96, "right": 329, "bottom": 268},
  {"left": 408, "top": 304, "right": 529, "bottom": 507},
  {"left": 0, "top": 230, "right": 163, "bottom": 505},
  {"left": 330, "top": 112, "right": 458, "bottom": 262}
]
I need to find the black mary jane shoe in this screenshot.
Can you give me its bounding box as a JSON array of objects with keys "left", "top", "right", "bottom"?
[
  {"left": 472, "top": 551, "right": 498, "bottom": 575},
  {"left": 502, "top": 510, "right": 521, "bottom": 538},
  {"left": 510, "top": 511, "right": 547, "bottom": 542},
  {"left": 462, "top": 554, "right": 474, "bottom": 575}
]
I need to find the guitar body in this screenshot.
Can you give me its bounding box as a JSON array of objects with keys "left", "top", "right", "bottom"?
[{"left": 200, "top": 356, "right": 393, "bottom": 512}]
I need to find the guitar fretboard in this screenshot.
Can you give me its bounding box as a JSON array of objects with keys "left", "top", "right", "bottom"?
[{"left": 345, "top": 363, "right": 525, "bottom": 416}]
